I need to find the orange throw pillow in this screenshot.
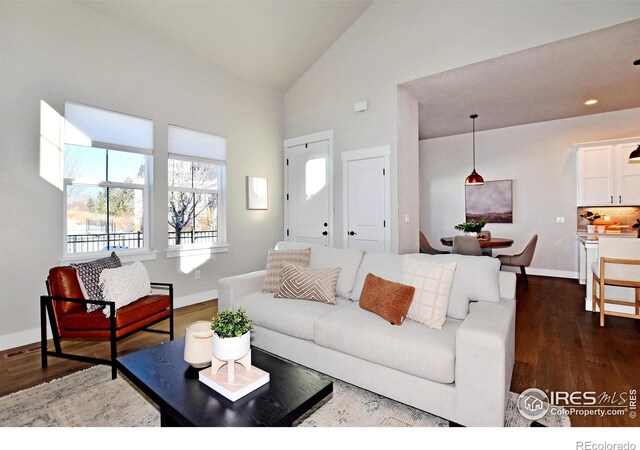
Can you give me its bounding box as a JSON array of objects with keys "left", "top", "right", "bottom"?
[{"left": 359, "top": 273, "right": 415, "bottom": 325}]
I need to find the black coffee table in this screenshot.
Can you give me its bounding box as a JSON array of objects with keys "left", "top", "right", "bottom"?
[{"left": 116, "top": 338, "right": 333, "bottom": 427}]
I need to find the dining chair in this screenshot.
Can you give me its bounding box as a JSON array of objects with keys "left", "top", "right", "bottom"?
[
  {"left": 478, "top": 230, "right": 491, "bottom": 240},
  {"left": 497, "top": 234, "right": 538, "bottom": 288},
  {"left": 419, "top": 231, "right": 449, "bottom": 254},
  {"left": 451, "top": 235, "right": 482, "bottom": 256},
  {"left": 591, "top": 237, "right": 640, "bottom": 327}
]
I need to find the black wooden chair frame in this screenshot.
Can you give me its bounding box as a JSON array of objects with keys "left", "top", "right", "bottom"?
[{"left": 40, "top": 282, "right": 174, "bottom": 379}]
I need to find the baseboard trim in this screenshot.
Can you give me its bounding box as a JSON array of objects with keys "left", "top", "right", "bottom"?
[
  {"left": 500, "top": 266, "right": 578, "bottom": 280},
  {"left": 0, "top": 289, "right": 218, "bottom": 352}
]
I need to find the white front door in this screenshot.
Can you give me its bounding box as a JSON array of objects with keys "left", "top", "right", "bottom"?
[
  {"left": 345, "top": 155, "right": 388, "bottom": 252},
  {"left": 285, "top": 140, "right": 330, "bottom": 246}
]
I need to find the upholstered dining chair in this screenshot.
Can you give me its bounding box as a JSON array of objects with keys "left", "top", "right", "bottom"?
[
  {"left": 591, "top": 237, "right": 640, "bottom": 327},
  {"left": 451, "top": 235, "right": 482, "bottom": 256},
  {"left": 478, "top": 230, "right": 491, "bottom": 240},
  {"left": 497, "top": 234, "right": 538, "bottom": 288},
  {"left": 419, "top": 231, "right": 449, "bottom": 254}
]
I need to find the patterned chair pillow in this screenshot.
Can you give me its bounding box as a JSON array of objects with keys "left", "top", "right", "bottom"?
[
  {"left": 275, "top": 264, "right": 341, "bottom": 304},
  {"left": 99, "top": 261, "right": 152, "bottom": 317},
  {"left": 71, "top": 252, "right": 121, "bottom": 312}
]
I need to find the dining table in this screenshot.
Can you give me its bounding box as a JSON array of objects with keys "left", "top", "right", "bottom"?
[{"left": 440, "top": 236, "right": 514, "bottom": 256}]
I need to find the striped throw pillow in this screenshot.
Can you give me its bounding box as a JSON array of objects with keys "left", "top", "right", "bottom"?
[
  {"left": 262, "top": 248, "right": 311, "bottom": 293},
  {"left": 275, "top": 264, "right": 341, "bottom": 304}
]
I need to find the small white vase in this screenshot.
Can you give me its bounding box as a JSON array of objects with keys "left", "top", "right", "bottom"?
[
  {"left": 212, "top": 331, "right": 250, "bottom": 362},
  {"left": 587, "top": 225, "right": 596, "bottom": 234}
]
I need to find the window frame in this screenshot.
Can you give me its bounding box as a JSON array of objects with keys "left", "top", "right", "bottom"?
[
  {"left": 166, "top": 154, "right": 228, "bottom": 258},
  {"left": 62, "top": 146, "right": 153, "bottom": 261}
]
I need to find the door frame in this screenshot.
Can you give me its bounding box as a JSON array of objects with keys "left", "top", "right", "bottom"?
[
  {"left": 341, "top": 145, "right": 391, "bottom": 252},
  {"left": 283, "top": 130, "right": 334, "bottom": 247}
]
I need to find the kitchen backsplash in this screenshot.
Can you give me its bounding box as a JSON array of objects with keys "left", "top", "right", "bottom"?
[{"left": 577, "top": 206, "right": 640, "bottom": 232}]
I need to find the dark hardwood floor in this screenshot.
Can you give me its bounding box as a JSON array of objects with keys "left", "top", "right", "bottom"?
[{"left": 1, "top": 275, "right": 638, "bottom": 427}]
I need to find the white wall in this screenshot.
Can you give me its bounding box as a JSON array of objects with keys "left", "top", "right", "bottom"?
[
  {"left": 420, "top": 108, "right": 640, "bottom": 276},
  {"left": 284, "top": 1, "right": 640, "bottom": 252},
  {"left": 0, "top": 2, "right": 284, "bottom": 349}
]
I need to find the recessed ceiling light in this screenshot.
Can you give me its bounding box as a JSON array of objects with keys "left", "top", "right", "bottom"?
[{"left": 584, "top": 99, "right": 598, "bottom": 105}]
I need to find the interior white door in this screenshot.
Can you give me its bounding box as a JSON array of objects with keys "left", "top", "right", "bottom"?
[
  {"left": 346, "top": 157, "right": 387, "bottom": 252},
  {"left": 286, "top": 141, "right": 330, "bottom": 246}
]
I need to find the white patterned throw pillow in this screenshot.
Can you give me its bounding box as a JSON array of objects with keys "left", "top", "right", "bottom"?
[
  {"left": 401, "top": 256, "right": 457, "bottom": 329},
  {"left": 275, "top": 264, "right": 341, "bottom": 304},
  {"left": 99, "top": 261, "right": 152, "bottom": 316}
]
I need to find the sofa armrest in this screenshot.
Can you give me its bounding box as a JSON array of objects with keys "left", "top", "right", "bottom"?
[
  {"left": 455, "top": 299, "right": 516, "bottom": 426},
  {"left": 499, "top": 271, "right": 516, "bottom": 301},
  {"left": 217, "top": 270, "right": 266, "bottom": 311}
]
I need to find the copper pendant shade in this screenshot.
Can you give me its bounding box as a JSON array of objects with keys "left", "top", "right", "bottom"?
[
  {"left": 465, "top": 114, "right": 484, "bottom": 185},
  {"left": 630, "top": 144, "right": 640, "bottom": 163}
]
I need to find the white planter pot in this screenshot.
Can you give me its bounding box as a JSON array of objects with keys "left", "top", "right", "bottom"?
[
  {"left": 183, "top": 321, "right": 213, "bottom": 368},
  {"left": 587, "top": 225, "right": 596, "bottom": 234},
  {"left": 212, "top": 331, "right": 250, "bottom": 362}
]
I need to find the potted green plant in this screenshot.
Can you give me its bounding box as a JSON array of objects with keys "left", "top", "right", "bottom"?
[
  {"left": 454, "top": 219, "right": 487, "bottom": 236},
  {"left": 211, "top": 307, "right": 253, "bottom": 362},
  {"left": 579, "top": 210, "right": 602, "bottom": 234}
]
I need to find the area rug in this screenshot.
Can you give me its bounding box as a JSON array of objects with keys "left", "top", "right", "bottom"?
[{"left": 0, "top": 365, "right": 570, "bottom": 427}]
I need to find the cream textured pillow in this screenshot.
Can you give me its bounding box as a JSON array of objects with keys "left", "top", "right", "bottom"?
[
  {"left": 99, "top": 261, "right": 152, "bottom": 316},
  {"left": 262, "top": 248, "right": 311, "bottom": 293},
  {"left": 275, "top": 264, "right": 341, "bottom": 304},
  {"left": 401, "top": 257, "right": 457, "bottom": 329}
]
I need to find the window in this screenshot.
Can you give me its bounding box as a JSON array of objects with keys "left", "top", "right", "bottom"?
[
  {"left": 167, "top": 125, "right": 227, "bottom": 254},
  {"left": 63, "top": 102, "right": 153, "bottom": 257}
]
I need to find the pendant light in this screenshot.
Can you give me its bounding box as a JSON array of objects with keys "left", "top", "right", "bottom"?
[
  {"left": 632, "top": 59, "right": 640, "bottom": 163},
  {"left": 465, "top": 114, "right": 484, "bottom": 185}
]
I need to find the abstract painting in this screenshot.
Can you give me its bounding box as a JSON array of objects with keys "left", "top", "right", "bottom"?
[{"left": 465, "top": 179, "right": 513, "bottom": 223}]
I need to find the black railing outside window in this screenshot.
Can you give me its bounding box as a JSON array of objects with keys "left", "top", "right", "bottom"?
[{"left": 67, "top": 230, "right": 217, "bottom": 253}]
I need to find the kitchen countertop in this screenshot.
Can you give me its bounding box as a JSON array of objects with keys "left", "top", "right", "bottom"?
[{"left": 576, "top": 232, "right": 637, "bottom": 244}]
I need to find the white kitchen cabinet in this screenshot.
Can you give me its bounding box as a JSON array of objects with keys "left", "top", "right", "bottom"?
[{"left": 576, "top": 137, "right": 640, "bottom": 206}]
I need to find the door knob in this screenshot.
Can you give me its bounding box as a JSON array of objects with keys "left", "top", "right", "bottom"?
[
  {"left": 322, "top": 231, "right": 328, "bottom": 236},
  {"left": 349, "top": 231, "right": 357, "bottom": 236}
]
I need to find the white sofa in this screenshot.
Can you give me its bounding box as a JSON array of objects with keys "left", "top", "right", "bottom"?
[{"left": 218, "top": 242, "right": 516, "bottom": 427}]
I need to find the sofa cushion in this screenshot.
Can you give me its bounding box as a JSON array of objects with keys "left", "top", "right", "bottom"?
[
  {"left": 402, "top": 258, "right": 457, "bottom": 330},
  {"left": 275, "top": 264, "right": 341, "bottom": 304},
  {"left": 407, "top": 253, "right": 501, "bottom": 320},
  {"left": 233, "top": 291, "right": 350, "bottom": 341},
  {"left": 274, "top": 241, "right": 317, "bottom": 250},
  {"left": 314, "top": 303, "right": 460, "bottom": 384},
  {"left": 262, "top": 248, "right": 311, "bottom": 293},
  {"left": 359, "top": 273, "right": 415, "bottom": 325},
  {"left": 309, "top": 247, "right": 364, "bottom": 299},
  {"left": 351, "top": 252, "right": 405, "bottom": 301}
]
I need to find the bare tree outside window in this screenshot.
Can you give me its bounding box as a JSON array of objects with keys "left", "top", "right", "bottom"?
[{"left": 168, "top": 160, "right": 220, "bottom": 245}]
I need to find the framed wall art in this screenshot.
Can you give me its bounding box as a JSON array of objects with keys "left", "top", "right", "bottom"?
[
  {"left": 465, "top": 179, "right": 513, "bottom": 223},
  {"left": 246, "top": 176, "right": 268, "bottom": 210}
]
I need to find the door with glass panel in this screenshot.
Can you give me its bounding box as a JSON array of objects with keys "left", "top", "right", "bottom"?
[{"left": 285, "top": 141, "right": 330, "bottom": 247}]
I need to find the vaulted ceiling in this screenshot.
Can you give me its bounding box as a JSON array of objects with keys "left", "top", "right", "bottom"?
[{"left": 81, "top": 0, "right": 373, "bottom": 93}]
